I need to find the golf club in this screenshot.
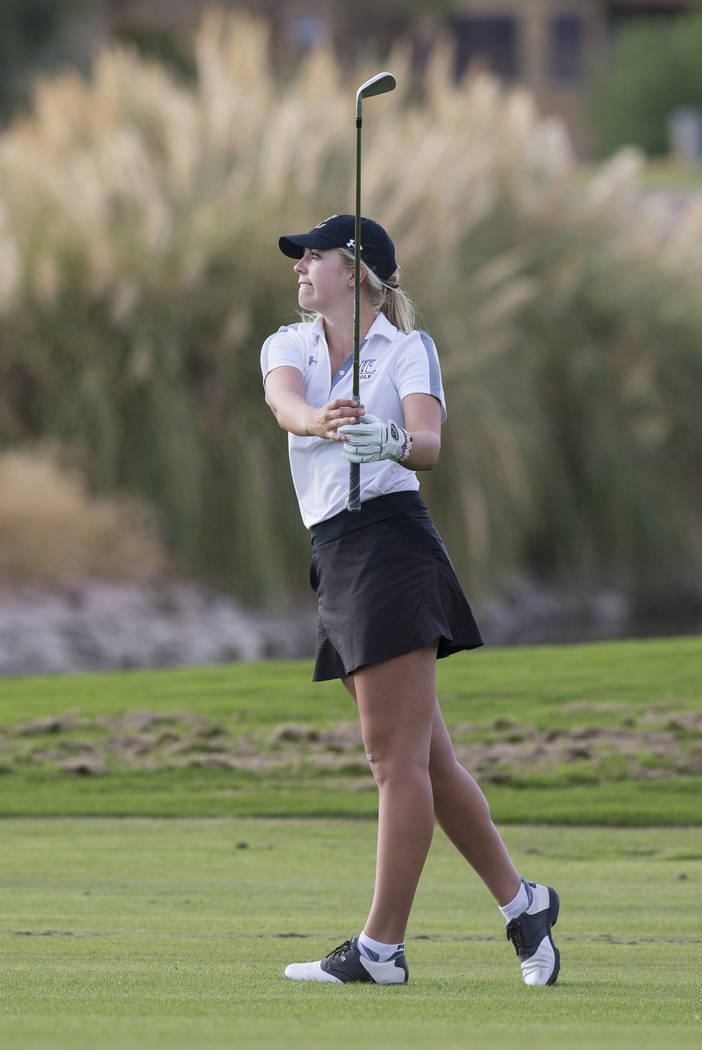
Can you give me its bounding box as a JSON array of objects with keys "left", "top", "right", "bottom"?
[{"left": 347, "top": 71, "right": 396, "bottom": 512}]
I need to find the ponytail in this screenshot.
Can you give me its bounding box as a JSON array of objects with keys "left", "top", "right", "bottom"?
[{"left": 338, "top": 249, "right": 416, "bottom": 332}]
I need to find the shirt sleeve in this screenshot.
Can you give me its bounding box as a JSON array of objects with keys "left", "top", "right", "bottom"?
[
  {"left": 260, "top": 325, "right": 307, "bottom": 384},
  {"left": 393, "top": 330, "right": 447, "bottom": 422}
]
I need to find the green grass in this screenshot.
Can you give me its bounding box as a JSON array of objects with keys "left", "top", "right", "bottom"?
[
  {"left": 1, "top": 637, "right": 701, "bottom": 1047},
  {"left": 0, "top": 818, "right": 700, "bottom": 1050},
  {"left": 3, "top": 635, "right": 701, "bottom": 725},
  {"left": 1, "top": 636, "right": 701, "bottom": 823}
]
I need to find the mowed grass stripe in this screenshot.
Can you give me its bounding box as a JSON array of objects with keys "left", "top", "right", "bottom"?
[
  {"left": 0, "top": 819, "right": 700, "bottom": 1050},
  {"left": 2, "top": 635, "right": 701, "bottom": 724}
]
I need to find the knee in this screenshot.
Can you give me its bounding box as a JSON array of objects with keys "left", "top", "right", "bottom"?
[{"left": 366, "top": 747, "right": 429, "bottom": 788}]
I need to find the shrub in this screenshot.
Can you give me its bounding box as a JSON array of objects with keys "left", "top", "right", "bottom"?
[{"left": 590, "top": 13, "right": 702, "bottom": 156}]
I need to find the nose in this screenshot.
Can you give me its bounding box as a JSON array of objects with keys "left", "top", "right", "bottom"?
[{"left": 294, "top": 257, "right": 305, "bottom": 274}]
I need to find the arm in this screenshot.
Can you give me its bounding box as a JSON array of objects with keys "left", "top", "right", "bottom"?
[
  {"left": 264, "top": 366, "right": 364, "bottom": 441},
  {"left": 400, "top": 392, "right": 441, "bottom": 471}
]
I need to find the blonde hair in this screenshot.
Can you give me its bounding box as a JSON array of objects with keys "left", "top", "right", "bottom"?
[{"left": 337, "top": 248, "right": 416, "bottom": 332}]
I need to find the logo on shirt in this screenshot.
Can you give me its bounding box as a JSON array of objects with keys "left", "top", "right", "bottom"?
[
  {"left": 359, "top": 359, "right": 377, "bottom": 381},
  {"left": 308, "top": 355, "right": 317, "bottom": 366}
]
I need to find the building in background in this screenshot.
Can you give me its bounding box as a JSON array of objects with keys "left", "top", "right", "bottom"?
[
  {"left": 105, "top": 0, "right": 702, "bottom": 153},
  {"left": 4, "top": 0, "right": 702, "bottom": 154},
  {"left": 446, "top": 1, "right": 701, "bottom": 152}
]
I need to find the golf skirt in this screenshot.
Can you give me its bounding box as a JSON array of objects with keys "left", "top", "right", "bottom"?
[{"left": 309, "top": 491, "right": 483, "bottom": 682}]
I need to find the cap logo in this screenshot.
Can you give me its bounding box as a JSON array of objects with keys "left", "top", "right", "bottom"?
[{"left": 315, "top": 214, "right": 338, "bottom": 229}]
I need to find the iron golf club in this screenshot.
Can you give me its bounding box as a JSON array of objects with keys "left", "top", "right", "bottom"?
[{"left": 347, "top": 71, "right": 396, "bottom": 512}]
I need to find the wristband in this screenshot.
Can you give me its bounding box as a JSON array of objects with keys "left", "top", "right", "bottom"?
[{"left": 398, "top": 432, "right": 413, "bottom": 462}]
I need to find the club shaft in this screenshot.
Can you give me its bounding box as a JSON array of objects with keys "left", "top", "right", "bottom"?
[{"left": 347, "top": 116, "right": 363, "bottom": 512}]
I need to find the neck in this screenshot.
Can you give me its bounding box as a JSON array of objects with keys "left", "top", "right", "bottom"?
[{"left": 322, "top": 301, "right": 377, "bottom": 361}]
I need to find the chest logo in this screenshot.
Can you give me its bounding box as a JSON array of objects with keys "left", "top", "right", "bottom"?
[{"left": 359, "top": 359, "right": 377, "bottom": 381}]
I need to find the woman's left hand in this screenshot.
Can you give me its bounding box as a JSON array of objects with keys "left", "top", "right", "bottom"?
[
  {"left": 339, "top": 395, "right": 441, "bottom": 471},
  {"left": 339, "top": 415, "right": 410, "bottom": 463}
]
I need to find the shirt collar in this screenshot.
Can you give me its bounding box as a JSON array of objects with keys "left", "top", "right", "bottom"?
[
  {"left": 366, "top": 312, "right": 397, "bottom": 342},
  {"left": 311, "top": 315, "right": 326, "bottom": 343},
  {"left": 310, "top": 310, "right": 397, "bottom": 346}
]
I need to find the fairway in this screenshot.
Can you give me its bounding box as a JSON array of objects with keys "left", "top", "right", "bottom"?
[
  {"left": 1, "top": 638, "right": 701, "bottom": 1048},
  {"left": 0, "top": 818, "right": 700, "bottom": 1050}
]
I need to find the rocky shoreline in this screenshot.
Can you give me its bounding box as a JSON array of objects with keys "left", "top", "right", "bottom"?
[
  {"left": 0, "top": 581, "right": 317, "bottom": 677},
  {"left": 0, "top": 578, "right": 698, "bottom": 677}
]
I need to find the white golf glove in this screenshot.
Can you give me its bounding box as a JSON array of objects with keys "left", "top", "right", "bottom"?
[{"left": 339, "top": 414, "right": 412, "bottom": 464}]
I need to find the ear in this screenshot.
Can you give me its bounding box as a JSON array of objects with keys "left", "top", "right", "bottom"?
[{"left": 347, "top": 262, "right": 368, "bottom": 289}]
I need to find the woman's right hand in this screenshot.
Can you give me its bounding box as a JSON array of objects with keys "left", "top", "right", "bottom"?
[
  {"left": 308, "top": 399, "right": 365, "bottom": 442},
  {"left": 265, "top": 366, "right": 364, "bottom": 440}
]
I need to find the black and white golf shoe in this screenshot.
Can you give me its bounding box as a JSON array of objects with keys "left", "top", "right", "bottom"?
[
  {"left": 284, "top": 937, "right": 409, "bottom": 984},
  {"left": 505, "top": 881, "right": 560, "bottom": 986}
]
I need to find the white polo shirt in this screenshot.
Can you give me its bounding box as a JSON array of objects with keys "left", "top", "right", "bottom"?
[{"left": 261, "top": 312, "right": 447, "bottom": 528}]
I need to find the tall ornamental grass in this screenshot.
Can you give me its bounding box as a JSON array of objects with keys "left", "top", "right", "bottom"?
[{"left": 1, "top": 10, "right": 701, "bottom": 607}]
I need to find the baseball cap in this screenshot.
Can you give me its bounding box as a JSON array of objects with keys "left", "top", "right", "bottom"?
[{"left": 279, "top": 214, "right": 397, "bottom": 283}]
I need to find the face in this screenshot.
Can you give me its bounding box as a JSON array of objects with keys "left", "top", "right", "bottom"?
[{"left": 294, "top": 249, "right": 351, "bottom": 314}]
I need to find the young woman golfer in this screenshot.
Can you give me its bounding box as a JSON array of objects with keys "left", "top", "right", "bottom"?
[{"left": 261, "top": 214, "right": 560, "bottom": 987}]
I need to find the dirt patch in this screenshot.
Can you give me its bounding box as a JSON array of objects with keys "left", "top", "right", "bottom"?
[
  {"left": 2, "top": 705, "right": 701, "bottom": 782},
  {"left": 452, "top": 725, "right": 702, "bottom": 782}
]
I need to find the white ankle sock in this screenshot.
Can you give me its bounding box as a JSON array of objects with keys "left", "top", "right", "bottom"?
[
  {"left": 357, "top": 931, "right": 404, "bottom": 962},
  {"left": 499, "top": 879, "right": 531, "bottom": 922}
]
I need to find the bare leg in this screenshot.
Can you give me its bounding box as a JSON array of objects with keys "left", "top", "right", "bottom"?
[
  {"left": 429, "top": 700, "right": 521, "bottom": 906},
  {"left": 349, "top": 645, "right": 438, "bottom": 945}
]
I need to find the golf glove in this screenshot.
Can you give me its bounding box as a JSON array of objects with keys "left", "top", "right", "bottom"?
[{"left": 339, "top": 415, "right": 412, "bottom": 464}]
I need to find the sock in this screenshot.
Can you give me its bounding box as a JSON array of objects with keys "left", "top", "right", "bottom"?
[
  {"left": 357, "top": 930, "right": 404, "bottom": 962},
  {"left": 499, "top": 878, "right": 533, "bottom": 923}
]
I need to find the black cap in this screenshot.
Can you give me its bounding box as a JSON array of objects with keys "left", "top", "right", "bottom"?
[{"left": 279, "top": 214, "right": 397, "bottom": 283}]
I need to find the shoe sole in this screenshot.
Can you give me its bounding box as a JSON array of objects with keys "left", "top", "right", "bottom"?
[{"left": 545, "top": 886, "right": 560, "bottom": 986}]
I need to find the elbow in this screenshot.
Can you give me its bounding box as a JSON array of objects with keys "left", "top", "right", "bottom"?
[
  {"left": 408, "top": 433, "right": 440, "bottom": 472},
  {"left": 268, "top": 402, "right": 286, "bottom": 431},
  {"left": 426, "top": 435, "right": 441, "bottom": 470},
  {"left": 426, "top": 432, "right": 442, "bottom": 470}
]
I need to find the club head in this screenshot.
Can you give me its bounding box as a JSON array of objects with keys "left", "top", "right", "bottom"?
[{"left": 356, "top": 72, "right": 396, "bottom": 118}]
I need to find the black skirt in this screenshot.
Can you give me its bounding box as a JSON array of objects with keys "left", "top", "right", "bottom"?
[{"left": 309, "top": 491, "right": 483, "bottom": 682}]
